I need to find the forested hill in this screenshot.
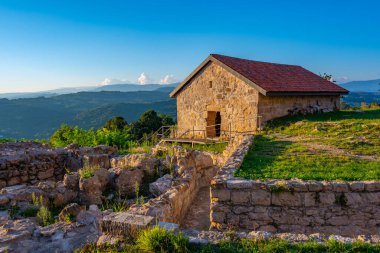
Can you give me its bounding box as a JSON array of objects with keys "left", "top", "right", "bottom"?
[
  {"left": 0, "top": 90, "right": 176, "bottom": 139},
  {"left": 0, "top": 88, "right": 377, "bottom": 140}
]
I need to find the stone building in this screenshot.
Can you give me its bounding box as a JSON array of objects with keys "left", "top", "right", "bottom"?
[{"left": 170, "top": 54, "right": 348, "bottom": 138}]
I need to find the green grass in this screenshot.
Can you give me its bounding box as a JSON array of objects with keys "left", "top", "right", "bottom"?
[
  {"left": 235, "top": 109, "right": 380, "bottom": 181},
  {"left": 76, "top": 227, "right": 380, "bottom": 253},
  {"left": 265, "top": 109, "right": 380, "bottom": 156},
  {"left": 78, "top": 164, "right": 100, "bottom": 179}
]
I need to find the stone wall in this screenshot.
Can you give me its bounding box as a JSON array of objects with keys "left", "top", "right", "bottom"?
[
  {"left": 0, "top": 142, "right": 117, "bottom": 188},
  {"left": 258, "top": 94, "right": 340, "bottom": 124},
  {"left": 175, "top": 62, "right": 340, "bottom": 133},
  {"left": 128, "top": 148, "right": 217, "bottom": 225},
  {"left": 210, "top": 135, "right": 380, "bottom": 237}
]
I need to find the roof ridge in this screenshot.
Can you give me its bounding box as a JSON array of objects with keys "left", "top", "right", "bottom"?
[{"left": 210, "top": 54, "right": 303, "bottom": 68}]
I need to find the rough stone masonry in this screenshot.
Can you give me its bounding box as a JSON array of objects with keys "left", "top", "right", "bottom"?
[
  {"left": 0, "top": 142, "right": 117, "bottom": 188},
  {"left": 210, "top": 135, "right": 380, "bottom": 237}
]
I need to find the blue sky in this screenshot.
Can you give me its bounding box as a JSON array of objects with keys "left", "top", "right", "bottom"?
[{"left": 0, "top": 0, "right": 379, "bottom": 93}]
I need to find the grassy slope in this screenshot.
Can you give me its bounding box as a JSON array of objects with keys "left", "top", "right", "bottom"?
[{"left": 235, "top": 109, "right": 380, "bottom": 181}]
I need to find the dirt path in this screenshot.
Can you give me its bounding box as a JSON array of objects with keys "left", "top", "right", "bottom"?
[
  {"left": 271, "top": 134, "right": 380, "bottom": 162},
  {"left": 181, "top": 187, "right": 211, "bottom": 230}
]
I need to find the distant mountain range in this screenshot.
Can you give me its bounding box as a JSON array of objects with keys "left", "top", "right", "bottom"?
[
  {"left": 0, "top": 83, "right": 179, "bottom": 99},
  {"left": 0, "top": 89, "right": 176, "bottom": 139},
  {"left": 340, "top": 79, "right": 380, "bottom": 92},
  {"left": 0, "top": 79, "right": 378, "bottom": 139},
  {"left": 0, "top": 79, "right": 379, "bottom": 100}
]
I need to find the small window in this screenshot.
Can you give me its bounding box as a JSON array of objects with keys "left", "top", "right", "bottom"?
[{"left": 209, "top": 81, "right": 212, "bottom": 88}]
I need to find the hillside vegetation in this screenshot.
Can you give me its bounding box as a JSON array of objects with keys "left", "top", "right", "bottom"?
[
  {"left": 236, "top": 108, "right": 380, "bottom": 181},
  {"left": 0, "top": 86, "right": 376, "bottom": 140},
  {"left": 0, "top": 90, "right": 175, "bottom": 139},
  {"left": 50, "top": 110, "right": 174, "bottom": 151}
]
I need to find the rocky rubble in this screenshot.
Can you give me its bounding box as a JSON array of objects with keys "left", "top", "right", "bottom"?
[
  {"left": 0, "top": 205, "right": 102, "bottom": 253},
  {"left": 0, "top": 142, "right": 117, "bottom": 188},
  {"left": 183, "top": 229, "right": 380, "bottom": 245},
  {"left": 126, "top": 147, "right": 217, "bottom": 224}
]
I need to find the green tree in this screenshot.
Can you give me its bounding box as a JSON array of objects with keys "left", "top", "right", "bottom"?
[
  {"left": 160, "top": 114, "right": 175, "bottom": 126},
  {"left": 320, "top": 73, "right": 336, "bottom": 83},
  {"left": 129, "top": 110, "right": 175, "bottom": 140},
  {"left": 130, "top": 110, "right": 162, "bottom": 140},
  {"left": 103, "top": 116, "right": 128, "bottom": 131}
]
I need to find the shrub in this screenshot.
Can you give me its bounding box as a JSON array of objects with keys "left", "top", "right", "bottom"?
[
  {"left": 79, "top": 164, "right": 100, "bottom": 179},
  {"left": 134, "top": 181, "right": 144, "bottom": 205},
  {"left": 20, "top": 206, "right": 39, "bottom": 218},
  {"left": 63, "top": 214, "right": 75, "bottom": 224},
  {"left": 36, "top": 206, "right": 54, "bottom": 226},
  {"left": 136, "top": 226, "right": 189, "bottom": 253},
  {"left": 269, "top": 181, "right": 290, "bottom": 193},
  {"left": 101, "top": 199, "right": 130, "bottom": 212},
  {"left": 8, "top": 205, "right": 20, "bottom": 219}
]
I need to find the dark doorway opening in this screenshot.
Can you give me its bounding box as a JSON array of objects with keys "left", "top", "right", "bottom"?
[
  {"left": 215, "top": 112, "right": 221, "bottom": 137},
  {"left": 206, "top": 111, "right": 221, "bottom": 138}
]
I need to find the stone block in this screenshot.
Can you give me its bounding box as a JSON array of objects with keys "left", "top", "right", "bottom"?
[
  {"left": 7, "top": 177, "right": 21, "bottom": 186},
  {"left": 226, "top": 213, "right": 240, "bottom": 226},
  {"left": 258, "top": 225, "right": 277, "bottom": 233},
  {"left": 231, "top": 191, "right": 250, "bottom": 204},
  {"left": 158, "top": 222, "right": 180, "bottom": 232},
  {"left": 272, "top": 192, "right": 302, "bottom": 207},
  {"left": 367, "top": 192, "right": 380, "bottom": 204},
  {"left": 251, "top": 190, "right": 271, "bottom": 205},
  {"left": 328, "top": 216, "right": 349, "bottom": 226},
  {"left": 251, "top": 180, "right": 265, "bottom": 190},
  {"left": 365, "top": 181, "right": 380, "bottom": 192},
  {"left": 307, "top": 181, "right": 323, "bottom": 192},
  {"left": 99, "top": 212, "right": 155, "bottom": 237},
  {"left": 239, "top": 216, "right": 259, "bottom": 230},
  {"left": 349, "top": 182, "right": 365, "bottom": 192},
  {"left": 332, "top": 182, "right": 349, "bottom": 192},
  {"left": 232, "top": 206, "right": 252, "bottom": 214},
  {"left": 322, "top": 181, "right": 333, "bottom": 191},
  {"left": 37, "top": 168, "right": 54, "bottom": 180},
  {"left": 83, "top": 154, "right": 110, "bottom": 169},
  {"left": 289, "top": 180, "right": 308, "bottom": 192},
  {"left": 226, "top": 179, "right": 252, "bottom": 189},
  {"left": 345, "top": 193, "right": 366, "bottom": 206},
  {"left": 211, "top": 211, "right": 225, "bottom": 223},
  {"left": 248, "top": 212, "right": 272, "bottom": 222},
  {"left": 212, "top": 189, "right": 231, "bottom": 201},
  {"left": 319, "top": 192, "right": 336, "bottom": 205},
  {"left": 304, "top": 192, "right": 316, "bottom": 207}
]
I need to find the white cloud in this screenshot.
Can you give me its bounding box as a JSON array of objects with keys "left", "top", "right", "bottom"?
[
  {"left": 137, "top": 72, "right": 153, "bottom": 85},
  {"left": 101, "top": 78, "right": 130, "bottom": 86},
  {"left": 159, "top": 74, "right": 177, "bottom": 84},
  {"left": 335, "top": 76, "right": 350, "bottom": 83}
]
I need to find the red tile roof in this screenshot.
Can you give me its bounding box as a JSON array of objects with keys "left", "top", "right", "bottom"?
[{"left": 211, "top": 54, "right": 348, "bottom": 95}]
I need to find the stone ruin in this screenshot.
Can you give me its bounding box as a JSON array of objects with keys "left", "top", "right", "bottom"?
[
  {"left": 0, "top": 141, "right": 221, "bottom": 252},
  {"left": 1, "top": 138, "right": 379, "bottom": 252}
]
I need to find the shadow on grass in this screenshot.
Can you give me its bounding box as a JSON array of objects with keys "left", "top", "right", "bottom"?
[{"left": 234, "top": 135, "right": 293, "bottom": 179}]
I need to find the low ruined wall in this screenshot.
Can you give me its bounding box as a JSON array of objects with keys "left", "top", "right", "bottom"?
[
  {"left": 210, "top": 135, "right": 380, "bottom": 236},
  {"left": 128, "top": 148, "right": 217, "bottom": 225},
  {"left": 0, "top": 142, "right": 116, "bottom": 188}
]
